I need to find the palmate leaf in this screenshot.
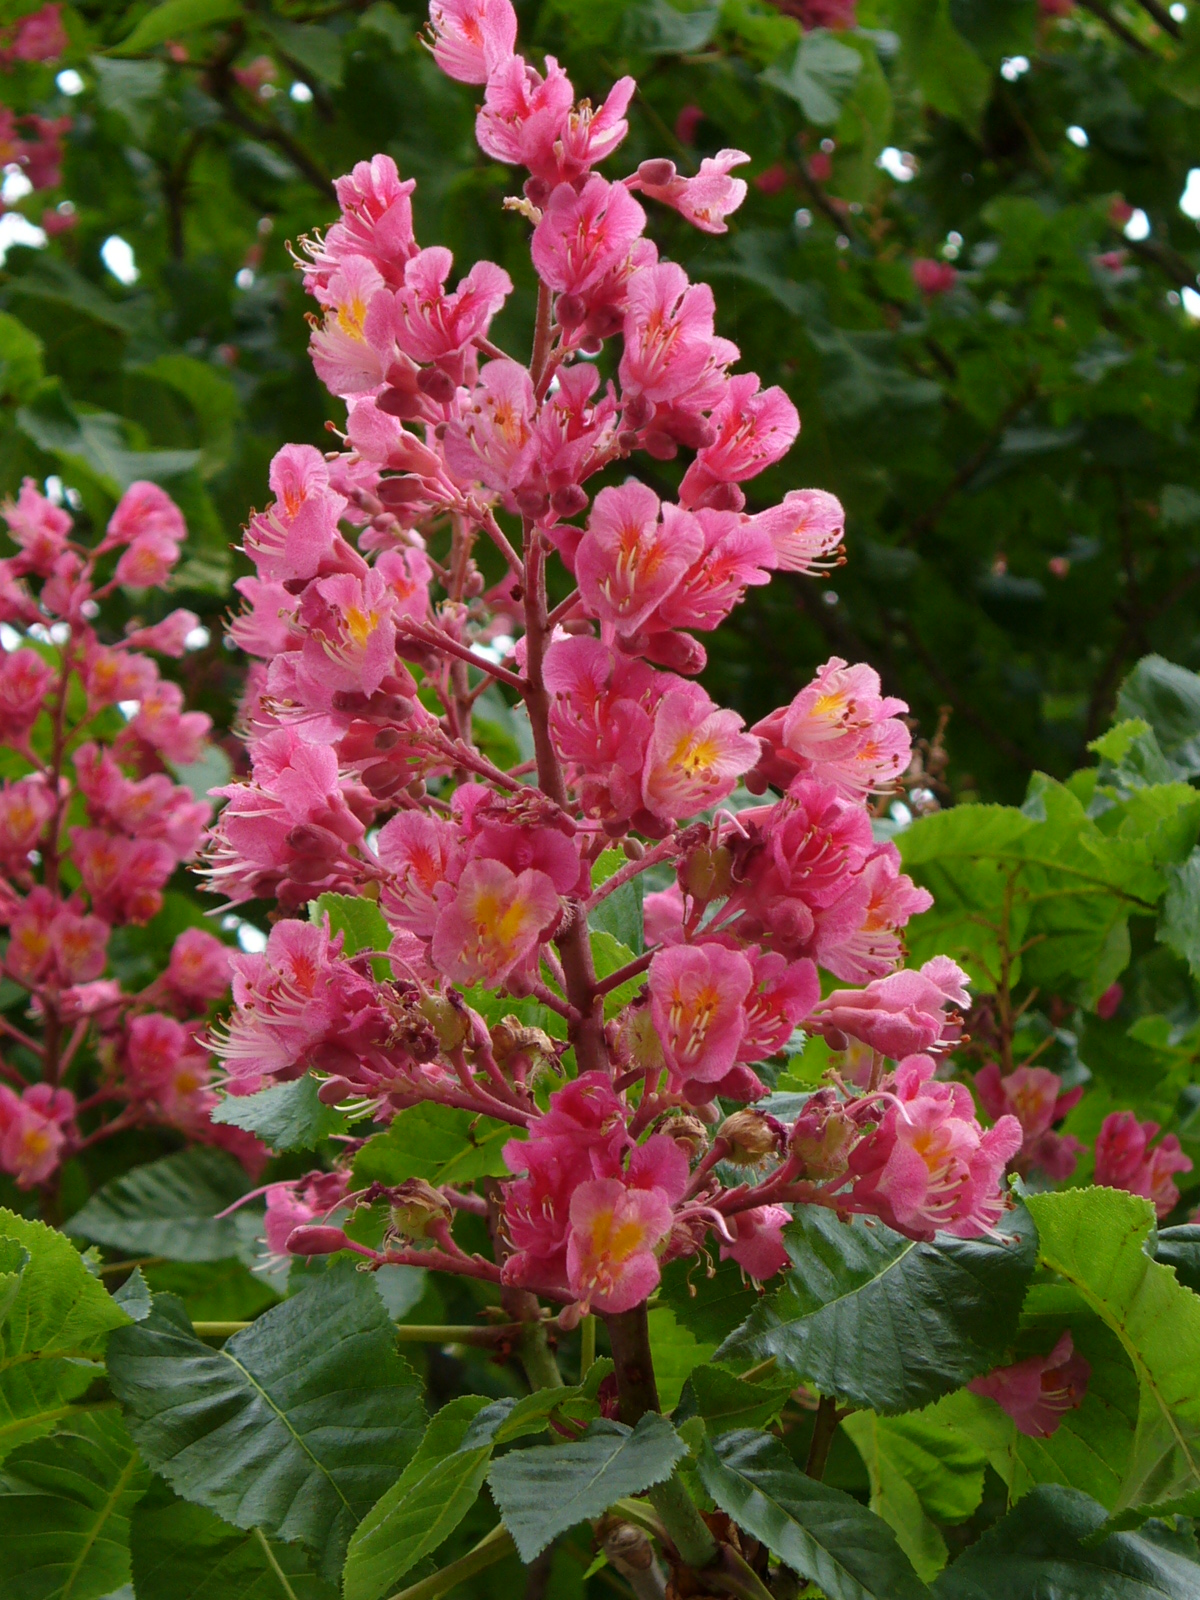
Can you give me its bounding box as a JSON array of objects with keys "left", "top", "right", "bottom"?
[
  {"left": 0, "top": 1409, "right": 149, "bottom": 1600},
  {"left": 342, "top": 1395, "right": 496, "bottom": 1600},
  {"left": 131, "top": 1475, "right": 336, "bottom": 1600},
  {"left": 1024, "top": 1187, "right": 1200, "bottom": 1518},
  {"left": 488, "top": 1413, "right": 687, "bottom": 1562},
  {"left": 699, "top": 1429, "right": 931, "bottom": 1600},
  {"left": 0, "top": 1211, "right": 129, "bottom": 1462},
  {"left": 842, "top": 1410, "right": 987, "bottom": 1580},
  {"left": 933, "top": 1484, "right": 1200, "bottom": 1599},
  {"left": 352, "top": 1102, "right": 512, "bottom": 1189},
  {"left": 105, "top": 1267, "right": 425, "bottom": 1580},
  {"left": 717, "top": 1204, "right": 1037, "bottom": 1413},
  {"left": 65, "top": 1148, "right": 261, "bottom": 1264}
]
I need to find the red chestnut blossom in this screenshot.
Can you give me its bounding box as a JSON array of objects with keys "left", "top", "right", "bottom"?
[
  {"left": 810, "top": 955, "right": 970, "bottom": 1059},
  {"left": 0, "top": 1083, "right": 75, "bottom": 1187},
  {"left": 1094, "top": 1111, "right": 1192, "bottom": 1218},
  {"left": 968, "top": 1332, "right": 1090, "bottom": 1438},
  {"left": 975, "top": 1063, "right": 1084, "bottom": 1181},
  {"left": 634, "top": 151, "right": 751, "bottom": 235},
  {"left": 912, "top": 259, "right": 958, "bottom": 297},
  {"left": 0, "top": 4, "right": 67, "bottom": 67},
  {"left": 201, "top": 1, "right": 1030, "bottom": 1323}
]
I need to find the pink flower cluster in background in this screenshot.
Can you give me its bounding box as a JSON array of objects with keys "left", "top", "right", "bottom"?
[{"left": 0, "top": 476, "right": 261, "bottom": 1189}]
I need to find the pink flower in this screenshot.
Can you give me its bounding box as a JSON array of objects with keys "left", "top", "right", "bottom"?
[
  {"left": 738, "top": 949, "right": 819, "bottom": 1062},
  {"left": 308, "top": 255, "right": 393, "bottom": 398},
  {"left": 243, "top": 444, "right": 351, "bottom": 585},
  {"left": 912, "top": 259, "right": 958, "bottom": 297},
  {"left": 620, "top": 262, "right": 737, "bottom": 419},
  {"left": 649, "top": 941, "right": 752, "bottom": 1090},
  {"left": 396, "top": 247, "right": 512, "bottom": 363},
  {"left": 261, "top": 1170, "right": 352, "bottom": 1259},
  {"left": 106, "top": 481, "right": 187, "bottom": 550},
  {"left": 720, "top": 1204, "right": 790, "bottom": 1280},
  {"left": 679, "top": 375, "right": 800, "bottom": 508},
  {"left": 1095, "top": 982, "right": 1123, "bottom": 1020},
  {"left": 975, "top": 1064, "right": 1084, "bottom": 1182},
  {"left": 71, "top": 828, "right": 175, "bottom": 926},
  {"left": 0, "top": 774, "right": 55, "bottom": 876},
  {"left": 228, "top": 577, "right": 300, "bottom": 658},
  {"left": 797, "top": 0, "right": 857, "bottom": 28},
  {"left": 0, "top": 647, "right": 53, "bottom": 745},
  {"left": 751, "top": 656, "right": 911, "bottom": 798},
  {"left": 531, "top": 178, "right": 646, "bottom": 298},
  {"left": 749, "top": 490, "right": 844, "bottom": 574},
  {"left": 431, "top": 857, "right": 560, "bottom": 986},
  {"left": 125, "top": 608, "right": 201, "bottom": 658},
  {"left": 641, "top": 683, "right": 759, "bottom": 822},
  {"left": 968, "top": 1332, "right": 1090, "bottom": 1438},
  {"left": 813, "top": 843, "right": 933, "bottom": 983},
  {"left": 443, "top": 358, "right": 536, "bottom": 499},
  {"left": 635, "top": 150, "right": 751, "bottom": 235},
  {"left": 378, "top": 812, "right": 463, "bottom": 939},
  {"left": 0, "top": 1083, "right": 74, "bottom": 1188},
  {"left": 166, "top": 927, "right": 233, "bottom": 1003},
  {"left": 567, "top": 1178, "right": 674, "bottom": 1312},
  {"left": 476, "top": 53, "right": 575, "bottom": 174},
  {"left": 847, "top": 1054, "right": 1022, "bottom": 1240},
  {"left": 2, "top": 477, "right": 71, "bottom": 575},
  {"left": 130, "top": 680, "right": 212, "bottom": 765},
  {"left": 301, "top": 156, "right": 418, "bottom": 295},
  {"left": 1, "top": 4, "right": 67, "bottom": 66},
  {"left": 811, "top": 956, "right": 970, "bottom": 1059},
  {"left": 650, "top": 507, "right": 775, "bottom": 635},
  {"left": 1094, "top": 1112, "right": 1192, "bottom": 1219},
  {"left": 428, "top": 0, "right": 517, "bottom": 83},
  {"left": 576, "top": 484, "right": 702, "bottom": 636}
]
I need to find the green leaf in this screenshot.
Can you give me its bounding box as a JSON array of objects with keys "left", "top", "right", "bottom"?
[
  {"left": 589, "top": 850, "right": 644, "bottom": 955},
  {"left": 717, "top": 1204, "right": 1037, "bottom": 1414},
  {"left": 625, "top": 0, "right": 720, "bottom": 54},
  {"left": 1159, "top": 848, "right": 1200, "bottom": 978},
  {"left": 1024, "top": 1187, "right": 1200, "bottom": 1518},
  {"left": 90, "top": 58, "right": 168, "bottom": 142},
  {"left": 66, "top": 1149, "right": 260, "bottom": 1264},
  {"left": 677, "top": 1365, "right": 795, "bottom": 1435},
  {"left": 257, "top": 17, "right": 344, "bottom": 88},
  {"left": 342, "top": 1395, "right": 497, "bottom": 1600},
  {"left": 113, "top": 0, "right": 243, "bottom": 54},
  {"left": 1155, "top": 1226, "right": 1200, "bottom": 1295},
  {"left": 0, "top": 311, "right": 44, "bottom": 405},
  {"left": 112, "top": 1268, "right": 153, "bottom": 1324},
  {"left": 488, "top": 1413, "right": 687, "bottom": 1563},
  {"left": 932, "top": 1484, "right": 1200, "bottom": 1598},
  {"left": 1116, "top": 657, "right": 1200, "bottom": 781},
  {"left": 0, "top": 1239, "right": 29, "bottom": 1327},
  {"left": 353, "top": 1103, "right": 512, "bottom": 1189},
  {"left": 699, "top": 1428, "right": 931, "bottom": 1600},
  {"left": 648, "top": 1303, "right": 716, "bottom": 1413},
  {"left": 893, "top": 0, "right": 990, "bottom": 133},
  {"left": 762, "top": 29, "right": 863, "bottom": 124},
  {"left": 130, "top": 1474, "right": 335, "bottom": 1600},
  {"left": 658, "top": 1253, "right": 760, "bottom": 1346},
  {"left": 843, "top": 1411, "right": 987, "bottom": 1581},
  {"left": 309, "top": 892, "right": 391, "bottom": 979},
  {"left": 0, "top": 1409, "right": 149, "bottom": 1600},
  {"left": 0, "top": 1211, "right": 130, "bottom": 1463},
  {"left": 210, "top": 1078, "right": 350, "bottom": 1153},
  {"left": 105, "top": 1268, "right": 425, "bottom": 1580}
]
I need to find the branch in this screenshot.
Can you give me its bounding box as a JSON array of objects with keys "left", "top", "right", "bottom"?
[
  {"left": 804, "top": 1395, "right": 841, "bottom": 1480},
  {"left": 399, "top": 619, "right": 527, "bottom": 692}
]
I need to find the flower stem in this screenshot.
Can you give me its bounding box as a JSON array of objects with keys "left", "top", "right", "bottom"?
[
  {"left": 804, "top": 1395, "right": 840, "bottom": 1480},
  {"left": 386, "top": 1523, "right": 515, "bottom": 1600}
]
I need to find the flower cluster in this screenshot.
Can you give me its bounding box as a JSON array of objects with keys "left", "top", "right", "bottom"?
[
  {"left": 0, "top": 4, "right": 65, "bottom": 70},
  {"left": 0, "top": 476, "right": 260, "bottom": 1189},
  {"left": 208, "top": 0, "right": 1026, "bottom": 1315}
]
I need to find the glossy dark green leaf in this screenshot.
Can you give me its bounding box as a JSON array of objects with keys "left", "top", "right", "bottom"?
[
  {"left": 933, "top": 1485, "right": 1200, "bottom": 1598},
  {"left": 1155, "top": 1225, "right": 1200, "bottom": 1295},
  {"left": 699, "top": 1429, "right": 931, "bottom": 1600},
  {"left": 677, "top": 1365, "right": 795, "bottom": 1435},
  {"left": 105, "top": 1268, "right": 425, "bottom": 1579},
  {"left": 130, "top": 1475, "right": 335, "bottom": 1600},
  {"left": 0, "top": 1409, "right": 149, "bottom": 1600},
  {"left": 1116, "top": 656, "right": 1200, "bottom": 780},
  {"left": 210, "top": 1077, "right": 350, "bottom": 1153},
  {"left": 66, "top": 1149, "right": 260, "bottom": 1264},
  {"left": 488, "top": 1413, "right": 687, "bottom": 1562},
  {"left": 717, "top": 1204, "right": 1037, "bottom": 1413}
]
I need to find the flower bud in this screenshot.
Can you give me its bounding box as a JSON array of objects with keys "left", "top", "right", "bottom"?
[
  {"left": 550, "top": 483, "right": 589, "bottom": 518},
  {"left": 679, "top": 843, "right": 732, "bottom": 905},
  {"left": 420, "top": 991, "right": 471, "bottom": 1052},
  {"left": 376, "top": 386, "right": 423, "bottom": 419},
  {"left": 388, "top": 1178, "right": 452, "bottom": 1243},
  {"left": 656, "top": 1111, "right": 709, "bottom": 1162},
  {"left": 555, "top": 293, "right": 586, "bottom": 329},
  {"left": 638, "top": 157, "right": 677, "bottom": 187},
  {"left": 790, "top": 1089, "right": 857, "bottom": 1180},
  {"left": 286, "top": 1225, "right": 350, "bottom": 1256},
  {"left": 718, "top": 1109, "right": 783, "bottom": 1165},
  {"left": 417, "top": 365, "right": 457, "bottom": 403},
  {"left": 317, "top": 1076, "right": 356, "bottom": 1105},
  {"left": 491, "top": 1016, "right": 559, "bottom": 1074}
]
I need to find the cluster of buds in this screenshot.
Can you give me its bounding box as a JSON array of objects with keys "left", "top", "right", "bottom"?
[
  {"left": 207, "top": 0, "right": 1031, "bottom": 1317},
  {"left": 0, "top": 476, "right": 261, "bottom": 1189}
]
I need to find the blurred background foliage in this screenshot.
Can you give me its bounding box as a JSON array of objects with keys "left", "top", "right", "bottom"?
[{"left": 1, "top": 0, "right": 1200, "bottom": 800}]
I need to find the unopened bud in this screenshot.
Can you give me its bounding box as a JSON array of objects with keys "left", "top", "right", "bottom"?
[
  {"left": 376, "top": 386, "right": 423, "bottom": 419},
  {"left": 550, "top": 483, "right": 589, "bottom": 518},
  {"left": 362, "top": 761, "right": 406, "bottom": 798},
  {"left": 657, "top": 1111, "right": 708, "bottom": 1161},
  {"left": 317, "top": 1076, "right": 357, "bottom": 1105},
  {"left": 514, "top": 487, "right": 550, "bottom": 519},
  {"left": 622, "top": 837, "right": 645, "bottom": 861},
  {"left": 638, "top": 158, "right": 677, "bottom": 188},
  {"left": 622, "top": 393, "right": 653, "bottom": 430},
  {"left": 718, "top": 1109, "right": 782, "bottom": 1165},
  {"left": 642, "top": 430, "right": 679, "bottom": 461},
  {"left": 389, "top": 1178, "right": 452, "bottom": 1242},
  {"left": 420, "top": 991, "right": 470, "bottom": 1052},
  {"left": 679, "top": 844, "right": 732, "bottom": 904},
  {"left": 524, "top": 175, "right": 551, "bottom": 207},
  {"left": 417, "top": 366, "right": 456, "bottom": 403},
  {"left": 790, "top": 1089, "right": 857, "bottom": 1180},
  {"left": 555, "top": 293, "right": 587, "bottom": 329},
  {"left": 286, "top": 1225, "right": 350, "bottom": 1256}
]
